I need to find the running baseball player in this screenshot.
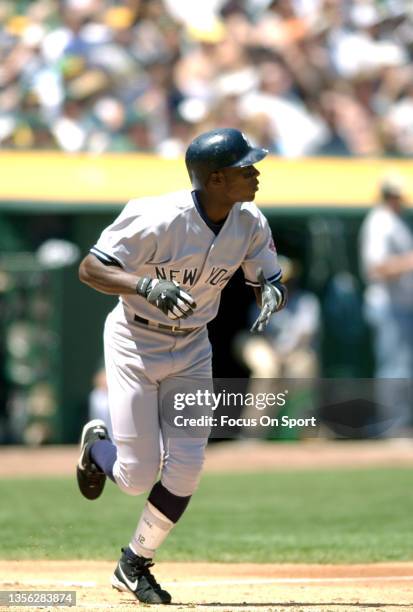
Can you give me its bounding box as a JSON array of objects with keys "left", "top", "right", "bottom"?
[{"left": 77, "top": 128, "right": 286, "bottom": 605}]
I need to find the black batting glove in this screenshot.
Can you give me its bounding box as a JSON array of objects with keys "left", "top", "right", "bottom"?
[
  {"left": 136, "top": 277, "right": 197, "bottom": 320},
  {"left": 250, "top": 268, "right": 287, "bottom": 333}
]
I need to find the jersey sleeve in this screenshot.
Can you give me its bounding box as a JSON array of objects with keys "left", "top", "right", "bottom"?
[
  {"left": 90, "top": 199, "right": 156, "bottom": 272},
  {"left": 359, "top": 209, "right": 391, "bottom": 279},
  {"left": 241, "top": 209, "right": 282, "bottom": 287}
]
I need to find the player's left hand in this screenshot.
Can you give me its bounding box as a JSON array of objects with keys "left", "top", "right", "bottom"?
[{"left": 250, "top": 269, "right": 287, "bottom": 333}]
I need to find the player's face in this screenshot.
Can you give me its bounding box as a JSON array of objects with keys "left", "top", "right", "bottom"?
[
  {"left": 221, "top": 165, "right": 260, "bottom": 202},
  {"left": 388, "top": 194, "right": 404, "bottom": 213}
]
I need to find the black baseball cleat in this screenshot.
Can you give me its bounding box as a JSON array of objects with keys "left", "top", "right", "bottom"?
[
  {"left": 111, "top": 548, "right": 172, "bottom": 604},
  {"left": 76, "top": 419, "right": 110, "bottom": 500}
]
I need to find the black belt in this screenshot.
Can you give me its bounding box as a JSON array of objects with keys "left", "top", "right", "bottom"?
[{"left": 134, "top": 315, "right": 198, "bottom": 335}]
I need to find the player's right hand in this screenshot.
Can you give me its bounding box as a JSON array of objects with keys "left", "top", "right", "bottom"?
[{"left": 136, "top": 277, "right": 197, "bottom": 319}]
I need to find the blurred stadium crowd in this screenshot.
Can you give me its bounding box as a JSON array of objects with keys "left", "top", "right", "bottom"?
[{"left": 1, "top": 0, "right": 413, "bottom": 156}]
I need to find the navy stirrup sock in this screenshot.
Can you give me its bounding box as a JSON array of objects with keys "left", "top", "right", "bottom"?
[
  {"left": 90, "top": 439, "right": 117, "bottom": 482},
  {"left": 124, "top": 546, "right": 140, "bottom": 560},
  {"left": 148, "top": 481, "right": 191, "bottom": 523}
]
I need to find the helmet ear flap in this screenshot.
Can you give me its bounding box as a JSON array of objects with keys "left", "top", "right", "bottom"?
[{"left": 188, "top": 166, "right": 210, "bottom": 189}]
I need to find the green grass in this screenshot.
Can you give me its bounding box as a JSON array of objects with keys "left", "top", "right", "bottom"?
[{"left": 1, "top": 468, "right": 413, "bottom": 563}]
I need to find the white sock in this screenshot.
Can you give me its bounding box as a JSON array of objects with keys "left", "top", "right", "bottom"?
[{"left": 130, "top": 501, "right": 174, "bottom": 559}]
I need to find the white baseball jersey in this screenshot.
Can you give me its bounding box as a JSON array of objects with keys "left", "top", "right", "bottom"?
[
  {"left": 360, "top": 204, "right": 413, "bottom": 308},
  {"left": 91, "top": 189, "right": 281, "bottom": 328}
]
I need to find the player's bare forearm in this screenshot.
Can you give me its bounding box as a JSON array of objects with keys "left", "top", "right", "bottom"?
[
  {"left": 79, "top": 254, "right": 138, "bottom": 295},
  {"left": 79, "top": 254, "right": 196, "bottom": 319},
  {"left": 369, "top": 251, "right": 413, "bottom": 281}
]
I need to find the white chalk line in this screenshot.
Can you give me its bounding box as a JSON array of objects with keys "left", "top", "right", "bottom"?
[
  {"left": 1, "top": 575, "right": 413, "bottom": 589},
  {"left": 0, "top": 580, "right": 96, "bottom": 587},
  {"left": 164, "top": 575, "right": 413, "bottom": 587},
  {"left": 70, "top": 605, "right": 120, "bottom": 609}
]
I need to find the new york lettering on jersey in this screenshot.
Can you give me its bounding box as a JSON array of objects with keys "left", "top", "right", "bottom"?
[{"left": 154, "top": 266, "right": 231, "bottom": 288}]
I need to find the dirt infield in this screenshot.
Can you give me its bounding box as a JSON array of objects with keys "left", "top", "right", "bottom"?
[
  {"left": 1, "top": 560, "right": 412, "bottom": 611},
  {"left": 2, "top": 438, "right": 413, "bottom": 477},
  {"left": 2, "top": 440, "right": 413, "bottom": 611}
]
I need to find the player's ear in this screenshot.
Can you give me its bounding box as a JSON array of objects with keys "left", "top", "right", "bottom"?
[{"left": 208, "top": 171, "right": 225, "bottom": 186}]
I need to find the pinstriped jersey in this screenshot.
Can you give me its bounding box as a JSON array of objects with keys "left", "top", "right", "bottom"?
[{"left": 91, "top": 189, "right": 281, "bottom": 328}]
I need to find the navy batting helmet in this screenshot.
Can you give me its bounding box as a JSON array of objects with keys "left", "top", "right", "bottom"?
[{"left": 185, "top": 128, "right": 268, "bottom": 189}]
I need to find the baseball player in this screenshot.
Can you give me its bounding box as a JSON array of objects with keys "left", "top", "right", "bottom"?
[
  {"left": 76, "top": 128, "right": 286, "bottom": 605},
  {"left": 360, "top": 175, "right": 413, "bottom": 434}
]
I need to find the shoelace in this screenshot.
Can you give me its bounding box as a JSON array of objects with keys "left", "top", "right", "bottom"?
[
  {"left": 127, "top": 559, "right": 161, "bottom": 589},
  {"left": 141, "top": 564, "right": 162, "bottom": 590}
]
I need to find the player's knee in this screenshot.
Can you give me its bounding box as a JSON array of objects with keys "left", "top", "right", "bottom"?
[
  {"left": 161, "top": 454, "right": 205, "bottom": 497},
  {"left": 114, "top": 460, "right": 160, "bottom": 496}
]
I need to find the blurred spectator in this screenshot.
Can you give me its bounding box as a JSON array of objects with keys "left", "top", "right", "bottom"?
[
  {"left": 359, "top": 174, "right": 413, "bottom": 436},
  {"left": 238, "top": 58, "right": 327, "bottom": 155},
  {"left": 0, "top": 0, "right": 412, "bottom": 156}
]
